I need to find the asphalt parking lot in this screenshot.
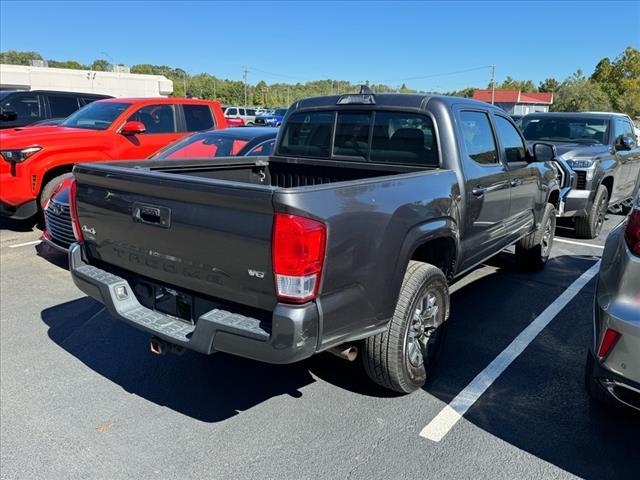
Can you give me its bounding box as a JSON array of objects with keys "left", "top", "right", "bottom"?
[{"left": 1, "top": 215, "right": 639, "bottom": 480}]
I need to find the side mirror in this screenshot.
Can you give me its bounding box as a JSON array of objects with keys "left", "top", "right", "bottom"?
[
  {"left": 0, "top": 108, "right": 18, "bottom": 121},
  {"left": 615, "top": 136, "right": 634, "bottom": 151},
  {"left": 531, "top": 142, "right": 556, "bottom": 163},
  {"left": 121, "top": 121, "right": 146, "bottom": 135}
]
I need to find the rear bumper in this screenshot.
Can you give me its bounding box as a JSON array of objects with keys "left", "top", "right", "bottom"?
[
  {"left": 0, "top": 199, "right": 38, "bottom": 219},
  {"left": 587, "top": 350, "right": 640, "bottom": 411},
  {"left": 68, "top": 244, "right": 319, "bottom": 364}
]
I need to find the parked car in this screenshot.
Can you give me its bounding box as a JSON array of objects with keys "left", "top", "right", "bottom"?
[
  {"left": 0, "top": 90, "right": 110, "bottom": 129},
  {"left": 0, "top": 97, "right": 227, "bottom": 220},
  {"left": 520, "top": 112, "right": 640, "bottom": 238},
  {"left": 225, "top": 116, "right": 245, "bottom": 127},
  {"left": 254, "top": 108, "right": 288, "bottom": 127},
  {"left": 67, "top": 91, "right": 571, "bottom": 393},
  {"left": 585, "top": 194, "right": 640, "bottom": 411},
  {"left": 223, "top": 106, "right": 257, "bottom": 125},
  {"left": 42, "top": 127, "right": 277, "bottom": 251}
]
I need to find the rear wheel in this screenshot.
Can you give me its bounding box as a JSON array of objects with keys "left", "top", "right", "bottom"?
[
  {"left": 363, "top": 261, "right": 449, "bottom": 393},
  {"left": 575, "top": 185, "right": 608, "bottom": 239},
  {"left": 516, "top": 203, "right": 556, "bottom": 271}
]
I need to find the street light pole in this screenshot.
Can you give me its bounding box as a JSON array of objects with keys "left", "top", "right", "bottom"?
[
  {"left": 490, "top": 64, "right": 496, "bottom": 105},
  {"left": 243, "top": 65, "right": 248, "bottom": 107}
]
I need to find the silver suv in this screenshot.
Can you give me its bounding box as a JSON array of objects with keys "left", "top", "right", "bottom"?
[{"left": 586, "top": 195, "right": 640, "bottom": 411}]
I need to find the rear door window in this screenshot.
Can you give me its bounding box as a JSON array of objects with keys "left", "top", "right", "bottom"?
[
  {"left": 128, "top": 104, "right": 177, "bottom": 134},
  {"left": 183, "top": 104, "right": 214, "bottom": 132},
  {"left": 459, "top": 111, "right": 499, "bottom": 165},
  {"left": 48, "top": 95, "right": 80, "bottom": 117},
  {"left": 279, "top": 111, "right": 333, "bottom": 158},
  {"left": 2, "top": 94, "right": 41, "bottom": 119}
]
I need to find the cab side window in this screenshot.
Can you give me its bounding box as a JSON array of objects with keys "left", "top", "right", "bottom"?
[
  {"left": 459, "top": 111, "right": 498, "bottom": 165},
  {"left": 494, "top": 115, "right": 526, "bottom": 163},
  {"left": 129, "top": 104, "right": 176, "bottom": 134},
  {"left": 2, "top": 94, "right": 41, "bottom": 119},
  {"left": 48, "top": 95, "right": 80, "bottom": 118}
]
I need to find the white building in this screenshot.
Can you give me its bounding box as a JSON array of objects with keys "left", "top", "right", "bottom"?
[{"left": 0, "top": 64, "right": 173, "bottom": 97}]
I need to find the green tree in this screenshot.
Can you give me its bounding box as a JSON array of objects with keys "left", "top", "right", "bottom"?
[
  {"left": 552, "top": 70, "right": 612, "bottom": 112},
  {"left": 253, "top": 80, "right": 268, "bottom": 105},
  {"left": 0, "top": 50, "right": 43, "bottom": 65},
  {"left": 91, "top": 59, "right": 111, "bottom": 71},
  {"left": 538, "top": 78, "right": 559, "bottom": 92},
  {"left": 500, "top": 76, "right": 537, "bottom": 92},
  {"left": 591, "top": 47, "right": 640, "bottom": 115},
  {"left": 48, "top": 60, "right": 89, "bottom": 69}
]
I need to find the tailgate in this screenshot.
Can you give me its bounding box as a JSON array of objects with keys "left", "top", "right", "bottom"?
[{"left": 74, "top": 165, "right": 277, "bottom": 311}]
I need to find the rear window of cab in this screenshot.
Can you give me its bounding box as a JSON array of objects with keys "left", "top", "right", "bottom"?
[{"left": 278, "top": 110, "right": 438, "bottom": 167}]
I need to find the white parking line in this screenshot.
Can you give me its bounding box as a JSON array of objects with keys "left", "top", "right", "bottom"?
[
  {"left": 419, "top": 261, "right": 601, "bottom": 442},
  {"left": 555, "top": 238, "right": 605, "bottom": 250},
  {"left": 8, "top": 240, "right": 41, "bottom": 249}
]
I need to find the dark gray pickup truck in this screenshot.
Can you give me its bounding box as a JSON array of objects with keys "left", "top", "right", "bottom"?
[
  {"left": 68, "top": 92, "right": 570, "bottom": 393},
  {"left": 521, "top": 112, "right": 640, "bottom": 238}
]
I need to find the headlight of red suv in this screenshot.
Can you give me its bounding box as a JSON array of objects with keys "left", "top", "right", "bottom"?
[{"left": 0, "top": 146, "right": 42, "bottom": 163}]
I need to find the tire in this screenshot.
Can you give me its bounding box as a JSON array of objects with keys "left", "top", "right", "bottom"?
[
  {"left": 40, "top": 173, "right": 73, "bottom": 208},
  {"left": 575, "top": 185, "right": 608, "bottom": 239},
  {"left": 516, "top": 203, "right": 556, "bottom": 271},
  {"left": 362, "top": 261, "right": 449, "bottom": 393}
]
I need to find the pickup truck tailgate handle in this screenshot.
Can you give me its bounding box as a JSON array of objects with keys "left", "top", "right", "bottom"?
[{"left": 132, "top": 203, "right": 171, "bottom": 228}]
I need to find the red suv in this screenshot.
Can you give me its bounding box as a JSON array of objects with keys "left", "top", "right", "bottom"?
[{"left": 0, "top": 97, "right": 226, "bottom": 219}]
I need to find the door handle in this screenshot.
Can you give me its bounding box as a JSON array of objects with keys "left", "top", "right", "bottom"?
[
  {"left": 472, "top": 186, "right": 486, "bottom": 197},
  {"left": 510, "top": 178, "right": 522, "bottom": 187}
]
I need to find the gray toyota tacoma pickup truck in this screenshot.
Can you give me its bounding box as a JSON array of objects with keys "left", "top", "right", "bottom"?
[
  {"left": 68, "top": 92, "right": 570, "bottom": 393},
  {"left": 521, "top": 112, "right": 640, "bottom": 238}
]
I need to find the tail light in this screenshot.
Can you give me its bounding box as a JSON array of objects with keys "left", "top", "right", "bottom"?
[
  {"left": 272, "top": 213, "right": 326, "bottom": 303},
  {"left": 68, "top": 178, "right": 84, "bottom": 242},
  {"left": 597, "top": 328, "right": 621, "bottom": 360},
  {"left": 624, "top": 201, "right": 640, "bottom": 255}
]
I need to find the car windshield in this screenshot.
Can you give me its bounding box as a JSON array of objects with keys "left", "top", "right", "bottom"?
[
  {"left": 61, "top": 101, "right": 131, "bottom": 130},
  {"left": 520, "top": 116, "right": 609, "bottom": 144},
  {"left": 275, "top": 109, "right": 287, "bottom": 116},
  {"left": 153, "top": 131, "right": 256, "bottom": 159}
]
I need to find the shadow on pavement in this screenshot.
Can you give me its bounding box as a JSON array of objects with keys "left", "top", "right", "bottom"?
[
  {"left": 427, "top": 252, "right": 639, "bottom": 479},
  {"left": 0, "top": 216, "right": 38, "bottom": 232},
  {"left": 35, "top": 241, "right": 69, "bottom": 270}
]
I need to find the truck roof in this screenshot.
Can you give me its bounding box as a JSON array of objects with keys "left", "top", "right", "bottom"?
[
  {"left": 524, "top": 111, "right": 629, "bottom": 120},
  {"left": 293, "top": 92, "right": 503, "bottom": 112}
]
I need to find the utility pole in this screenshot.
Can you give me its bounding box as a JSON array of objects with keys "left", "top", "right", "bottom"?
[
  {"left": 242, "top": 65, "right": 248, "bottom": 107},
  {"left": 213, "top": 78, "right": 216, "bottom": 99},
  {"left": 183, "top": 71, "right": 187, "bottom": 98},
  {"left": 490, "top": 64, "right": 496, "bottom": 105}
]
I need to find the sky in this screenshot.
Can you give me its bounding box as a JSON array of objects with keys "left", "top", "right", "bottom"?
[{"left": 1, "top": 1, "right": 638, "bottom": 91}]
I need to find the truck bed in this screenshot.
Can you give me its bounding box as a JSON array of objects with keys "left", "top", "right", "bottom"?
[{"left": 142, "top": 155, "right": 427, "bottom": 188}]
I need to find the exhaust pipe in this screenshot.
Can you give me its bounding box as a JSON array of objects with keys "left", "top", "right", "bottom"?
[
  {"left": 328, "top": 345, "right": 358, "bottom": 362},
  {"left": 150, "top": 336, "right": 167, "bottom": 355}
]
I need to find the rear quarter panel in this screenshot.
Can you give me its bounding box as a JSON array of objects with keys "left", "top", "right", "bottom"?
[{"left": 274, "top": 169, "right": 461, "bottom": 347}]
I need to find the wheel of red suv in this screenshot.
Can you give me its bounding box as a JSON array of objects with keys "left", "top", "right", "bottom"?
[
  {"left": 575, "top": 185, "right": 608, "bottom": 239},
  {"left": 363, "top": 261, "right": 449, "bottom": 393},
  {"left": 40, "top": 173, "right": 73, "bottom": 208},
  {"left": 515, "top": 203, "right": 556, "bottom": 271}
]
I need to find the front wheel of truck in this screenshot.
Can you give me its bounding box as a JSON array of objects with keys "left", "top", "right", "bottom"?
[
  {"left": 515, "top": 203, "right": 556, "bottom": 271},
  {"left": 363, "top": 261, "right": 449, "bottom": 394}
]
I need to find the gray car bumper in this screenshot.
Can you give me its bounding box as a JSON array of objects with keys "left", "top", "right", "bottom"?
[{"left": 68, "top": 243, "right": 319, "bottom": 364}]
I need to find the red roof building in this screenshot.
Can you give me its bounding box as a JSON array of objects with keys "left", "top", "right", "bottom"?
[{"left": 472, "top": 89, "right": 553, "bottom": 115}]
